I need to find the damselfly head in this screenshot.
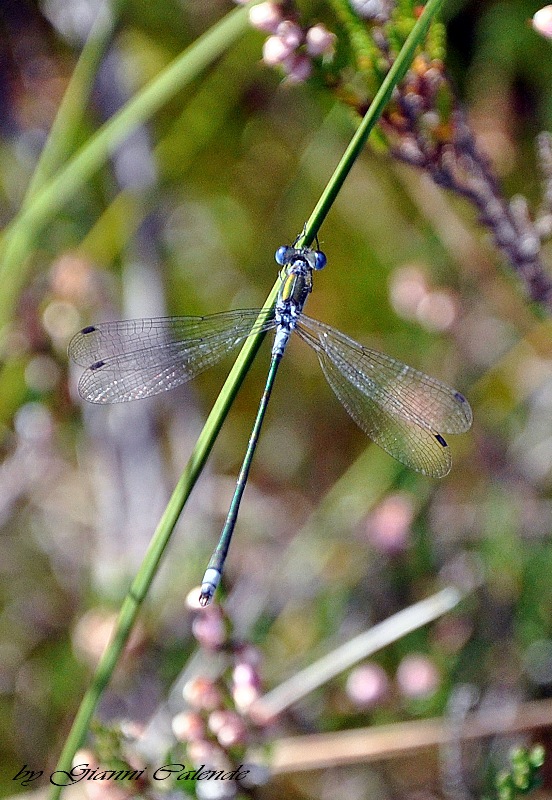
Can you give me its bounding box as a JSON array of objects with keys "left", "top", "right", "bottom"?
[{"left": 275, "top": 245, "right": 327, "bottom": 271}]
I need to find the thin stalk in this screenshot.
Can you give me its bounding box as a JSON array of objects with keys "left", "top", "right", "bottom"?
[
  {"left": 50, "top": 2, "right": 447, "bottom": 794},
  {"left": 298, "top": 0, "right": 445, "bottom": 249},
  {"left": 49, "top": 298, "right": 276, "bottom": 800},
  {"left": 265, "top": 698, "right": 548, "bottom": 772},
  {"left": 251, "top": 586, "right": 465, "bottom": 720},
  {"left": 23, "top": 0, "right": 127, "bottom": 203}
]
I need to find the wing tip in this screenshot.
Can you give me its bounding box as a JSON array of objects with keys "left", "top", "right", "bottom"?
[{"left": 454, "top": 391, "right": 474, "bottom": 431}]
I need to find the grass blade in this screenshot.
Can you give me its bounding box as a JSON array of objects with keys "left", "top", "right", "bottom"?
[
  {"left": 0, "top": 1, "right": 252, "bottom": 327},
  {"left": 50, "top": 2, "right": 447, "bottom": 795}
]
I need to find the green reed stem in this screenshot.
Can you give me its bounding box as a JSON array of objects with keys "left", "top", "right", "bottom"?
[
  {"left": 50, "top": 1, "right": 446, "bottom": 795},
  {"left": 298, "top": 0, "right": 445, "bottom": 249},
  {"left": 23, "top": 0, "right": 127, "bottom": 203}
]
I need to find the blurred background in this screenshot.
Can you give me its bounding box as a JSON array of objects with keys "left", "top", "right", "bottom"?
[{"left": 2, "top": 0, "right": 552, "bottom": 797}]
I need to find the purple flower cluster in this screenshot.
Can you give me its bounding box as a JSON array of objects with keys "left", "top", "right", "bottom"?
[
  {"left": 240, "top": 1, "right": 335, "bottom": 83},
  {"left": 233, "top": 2, "right": 552, "bottom": 309},
  {"left": 168, "top": 594, "right": 270, "bottom": 788}
]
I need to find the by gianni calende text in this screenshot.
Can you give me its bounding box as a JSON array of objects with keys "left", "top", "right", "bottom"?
[{"left": 13, "top": 762, "right": 250, "bottom": 788}]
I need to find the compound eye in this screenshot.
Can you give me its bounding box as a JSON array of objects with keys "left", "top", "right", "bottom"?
[
  {"left": 275, "top": 246, "right": 294, "bottom": 265},
  {"left": 313, "top": 250, "right": 327, "bottom": 270}
]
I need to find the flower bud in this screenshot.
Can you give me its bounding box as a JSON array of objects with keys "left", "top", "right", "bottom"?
[
  {"left": 172, "top": 711, "right": 205, "bottom": 742},
  {"left": 283, "top": 53, "right": 312, "bottom": 83},
  {"left": 306, "top": 24, "right": 336, "bottom": 57},
  {"left": 276, "top": 20, "right": 303, "bottom": 48},
  {"left": 262, "top": 35, "right": 294, "bottom": 66},
  {"left": 182, "top": 676, "right": 223, "bottom": 710},
  {"left": 533, "top": 5, "right": 552, "bottom": 38},
  {"left": 346, "top": 663, "right": 389, "bottom": 708},
  {"left": 396, "top": 654, "right": 440, "bottom": 699},
  {"left": 192, "top": 606, "right": 227, "bottom": 650},
  {"left": 249, "top": 2, "right": 283, "bottom": 33}
]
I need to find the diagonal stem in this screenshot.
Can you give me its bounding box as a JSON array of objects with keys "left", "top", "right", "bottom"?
[
  {"left": 299, "top": 0, "right": 445, "bottom": 249},
  {"left": 0, "top": 1, "right": 253, "bottom": 327},
  {"left": 50, "top": 1, "right": 447, "bottom": 795}
]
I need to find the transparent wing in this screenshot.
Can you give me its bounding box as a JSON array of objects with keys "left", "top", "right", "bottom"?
[
  {"left": 296, "top": 316, "right": 472, "bottom": 478},
  {"left": 68, "top": 310, "right": 276, "bottom": 403}
]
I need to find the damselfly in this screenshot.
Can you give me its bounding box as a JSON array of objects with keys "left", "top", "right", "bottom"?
[{"left": 69, "top": 245, "right": 472, "bottom": 604}]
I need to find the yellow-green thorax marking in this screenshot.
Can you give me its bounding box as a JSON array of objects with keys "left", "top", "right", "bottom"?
[{"left": 272, "top": 245, "right": 326, "bottom": 357}]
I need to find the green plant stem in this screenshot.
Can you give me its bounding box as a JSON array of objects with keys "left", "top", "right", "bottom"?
[
  {"left": 0, "top": 1, "right": 252, "bottom": 328},
  {"left": 24, "top": 0, "right": 127, "bottom": 203},
  {"left": 298, "top": 0, "right": 445, "bottom": 249},
  {"left": 49, "top": 298, "right": 276, "bottom": 800},
  {"left": 50, "top": 1, "right": 447, "bottom": 795}
]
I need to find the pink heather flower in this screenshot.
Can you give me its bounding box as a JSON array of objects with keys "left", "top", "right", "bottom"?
[
  {"left": 350, "top": 0, "right": 391, "bottom": 21},
  {"left": 366, "top": 492, "right": 415, "bottom": 554},
  {"left": 207, "top": 709, "right": 228, "bottom": 735},
  {"left": 262, "top": 35, "right": 294, "bottom": 66},
  {"left": 533, "top": 6, "right": 552, "bottom": 38},
  {"left": 249, "top": 2, "right": 283, "bottom": 33},
  {"left": 208, "top": 711, "right": 247, "bottom": 747},
  {"left": 276, "top": 20, "right": 303, "bottom": 48},
  {"left": 346, "top": 663, "right": 389, "bottom": 708},
  {"left": 232, "top": 661, "right": 262, "bottom": 709},
  {"left": 75, "top": 750, "right": 142, "bottom": 800},
  {"left": 232, "top": 661, "right": 260, "bottom": 687},
  {"left": 187, "top": 739, "right": 229, "bottom": 769},
  {"left": 232, "top": 659, "right": 263, "bottom": 713},
  {"left": 171, "top": 711, "right": 205, "bottom": 742},
  {"left": 72, "top": 609, "right": 144, "bottom": 666},
  {"left": 306, "top": 24, "right": 336, "bottom": 57},
  {"left": 396, "top": 654, "right": 440, "bottom": 699},
  {"left": 416, "top": 289, "right": 457, "bottom": 331},
  {"left": 389, "top": 264, "right": 429, "bottom": 319},
  {"left": 192, "top": 606, "right": 227, "bottom": 650},
  {"left": 217, "top": 718, "right": 248, "bottom": 748},
  {"left": 182, "top": 676, "right": 223, "bottom": 710},
  {"left": 283, "top": 53, "right": 313, "bottom": 83},
  {"left": 232, "top": 682, "right": 261, "bottom": 711}
]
